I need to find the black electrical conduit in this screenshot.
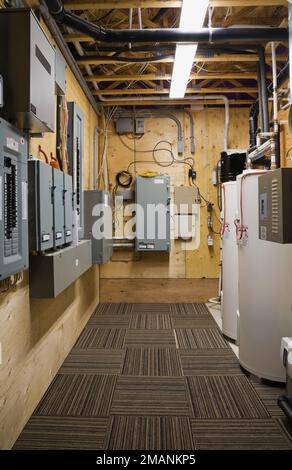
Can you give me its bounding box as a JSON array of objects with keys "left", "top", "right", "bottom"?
[{"left": 44, "top": 0, "right": 288, "bottom": 44}]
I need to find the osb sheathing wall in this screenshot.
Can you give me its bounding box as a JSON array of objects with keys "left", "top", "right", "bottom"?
[
  {"left": 100, "top": 107, "right": 250, "bottom": 302},
  {"left": 0, "top": 25, "right": 100, "bottom": 448}
]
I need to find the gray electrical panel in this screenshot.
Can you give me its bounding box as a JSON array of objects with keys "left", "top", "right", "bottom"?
[
  {"left": 0, "top": 9, "right": 55, "bottom": 132},
  {"left": 52, "top": 168, "right": 65, "bottom": 248},
  {"left": 259, "top": 168, "right": 292, "bottom": 244},
  {"left": 135, "top": 175, "right": 170, "bottom": 252},
  {"left": 63, "top": 172, "right": 74, "bottom": 245},
  {"left": 29, "top": 240, "right": 92, "bottom": 298},
  {"left": 28, "top": 159, "right": 54, "bottom": 252},
  {"left": 55, "top": 47, "right": 66, "bottom": 96},
  {"left": 115, "top": 118, "right": 134, "bottom": 134},
  {"left": 0, "top": 118, "right": 28, "bottom": 280},
  {"left": 84, "top": 190, "right": 113, "bottom": 264},
  {"left": 68, "top": 102, "right": 84, "bottom": 238}
]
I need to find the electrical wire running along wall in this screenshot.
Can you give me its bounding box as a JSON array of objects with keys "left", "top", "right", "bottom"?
[
  {"left": 99, "top": 107, "right": 250, "bottom": 303},
  {"left": 0, "top": 16, "right": 100, "bottom": 449}
]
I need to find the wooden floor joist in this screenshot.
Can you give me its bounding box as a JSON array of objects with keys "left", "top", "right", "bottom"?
[
  {"left": 93, "top": 87, "right": 257, "bottom": 96},
  {"left": 100, "top": 99, "right": 253, "bottom": 106},
  {"left": 78, "top": 54, "right": 286, "bottom": 66},
  {"left": 85, "top": 72, "right": 262, "bottom": 82},
  {"left": 64, "top": 1, "right": 288, "bottom": 10}
]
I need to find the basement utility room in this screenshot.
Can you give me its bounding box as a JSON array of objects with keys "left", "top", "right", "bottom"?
[{"left": 0, "top": 0, "right": 291, "bottom": 465}]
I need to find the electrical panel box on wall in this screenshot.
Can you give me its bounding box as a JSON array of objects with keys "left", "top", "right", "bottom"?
[
  {"left": 67, "top": 102, "right": 84, "bottom": 239},
  {"left": 63, "top": 172, "right": 74, "bottom": 245},
  {"left": 174, "top": 186, "right": 200, "bottom": 214},
  {"left": 135, "top": 175, "right": 170, "bottom": 252},
  {"left": 52, "top": 168, "right": 65, "bottom": 248},
  {"left": 0, "top": 9, "right": 55, "bottom": 132},
  {"left": 28, "top": 159, "right": 54, "bottom": 252},
  {"left": 259, "top": 168, "right": 292, "bottom": 243},
  {"left": 115, "top": 118, "right": 134, "bottom": 134},
  {"left": 135, "top": 118, "right": 145, "bottom": 135},
  {"left": 55, "top": 47, "right": 66, "bottom": 96},
  {"left": 84, "top": 190, "right": 113, "bottom": 264},
  {"left": 0, "top": 118, "right": 28, "bottom": 280}
]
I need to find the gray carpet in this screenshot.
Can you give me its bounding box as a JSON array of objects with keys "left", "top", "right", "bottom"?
[{"left": 14, "top": 303, "right": 292, "bottom": 450}]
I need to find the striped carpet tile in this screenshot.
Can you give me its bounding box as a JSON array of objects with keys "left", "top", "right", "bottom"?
[
  {"left": 75, "top": 328, "right": 126, "bottom": 349},
  {"left": 249, "top": 377, "right": 286, "bottom": 417},
  {"left": 35, "top": 374, "right": 116, "bottom": 417},
  {"left": 107, "top": 416, "right": 194, "bottom": 450},
  {"left": 190, "top": 419, "right": 291, "bottom": 450},
  {"left": 179, "top": 349, "right": 241, "bottom": 375},
  {"left": 111, "top": 377, "right": 191, "bottom": 416},
  {"left": 125, "top": 329, "right": 176, "bottom": 348},
  {"left": 175, "top": 328, "right": 228, "bottom": 349},
  {"left": 122, "top": 348, "right": 183, "bottom": 376},
  {"left": 59, "top": 349, "right": 125, "bottom": 375},
  {"left": 172, "top": 317, "right": 217, "bottom": 329},
  {"left": 87, "top": 315, "right": 132, "bottom": 328},
  {"left": 130, "top": 314, "right": 173, "bottom": 329},
  {"left": 132, "top": 304, "right": 172, "bottom": 314},
  {"left": 14, "top": 416, "right": 109, "bottom": 450},
  {"left": 93, "top": 304, "right": 133, "bottom": 316},
  {"left": 171, "top": 303, "right": 210, "bottom": 316},
  {"left": 275, "top": 418, "right": 292, "bottom": 447},
  {"left": 187, "top": 375, "right": 270, "bottom": 419}
]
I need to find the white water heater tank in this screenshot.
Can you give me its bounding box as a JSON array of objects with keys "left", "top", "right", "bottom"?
[
  {"left": 237, "top": 170, "right": 292, "bottom": 382},
  {"left": 221, "top": 181, "right": 239, "bottom": 341}
]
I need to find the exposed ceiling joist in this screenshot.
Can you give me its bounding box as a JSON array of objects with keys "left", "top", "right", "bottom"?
[
  {"left": 93, "top": 87, "right": 258, "bottom": 95},
  {"left": 63, "top": 1, "right": 287, "bottom": 10},
  {"left": 101, "top": 99, "right": 253, "bottom": 106},
  {"left": 85, "top": 72, "right": 263, "bottom": 82},
  {"left": 78, "top": 54, "right": 286, "bottom": 65}
]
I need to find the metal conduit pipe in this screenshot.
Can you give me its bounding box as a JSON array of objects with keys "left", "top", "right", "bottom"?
[
  {"left": 38, "top": 1, "right": 100, "bottom": 115},
  {"left": 114, "top": 95, "right": 229, "bottom": 150},
  {"left": 184, "top": 109, "right": 195, "bottom": 154},
  {"left": 44, "top": 0, "right": 288, "bottom": 43},
  {"left": 117, "top": 111, "right": 184, "bottom": 154},
  {"left": 258, "top": 46, "right": 269, "bottom": 133}
]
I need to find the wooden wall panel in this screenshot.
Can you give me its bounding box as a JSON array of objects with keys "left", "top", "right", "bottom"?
[
  {"left": 0, "top": 24, "right": 100, "bottom": 449},
  {"left": 100, "top": 107, "right": 250, "bottom": 282},
  {"left": 100, "top": 278, "right": 218, "bottom": 303}
]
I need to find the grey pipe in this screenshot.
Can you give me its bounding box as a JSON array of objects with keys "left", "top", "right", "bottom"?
[
  {"left": 38, "top": 2, "right": 100, "bottom": 116},
  {"left": 184, "top": 109, "right": 195, "bottom": 154},
  {"left": 257, "top": 62, "right": 264, "bottom": 131},
  {"left": 258, "top": 47, "right": 269, "bottom": 133}
]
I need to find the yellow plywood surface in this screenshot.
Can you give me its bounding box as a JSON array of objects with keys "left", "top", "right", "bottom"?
[
  {"left": 0, "top": 23, "right": 100, "bottom": 448},
  {"left": 100, "top": 107, "right": 249, "bottom": 281}
]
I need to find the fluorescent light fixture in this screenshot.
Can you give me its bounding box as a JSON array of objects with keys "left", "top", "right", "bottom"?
[{"left": 170, "top": 0, "right": 209, "bottom": 99}]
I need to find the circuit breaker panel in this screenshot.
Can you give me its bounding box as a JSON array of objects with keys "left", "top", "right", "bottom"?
[
  {"left": 135, "top": 175, "right": 170, "bottom": 252},
  {"left": 0, "top": 118, "right": 28, "bottom": 280},
  {"left": 52, "top": 168, "right": 65, "bottom": 248},
  {"left": 68, "top": 102, "right": 84, "bottom": 238},
  {"left": 28, "top": 159, "right": 54, "bottom": 252},
  {"left": 63, "top": 172, "right": 74, "bottom": 245},
  {"left": 84, "top": 190, "right": 113, "bottom": 264}
]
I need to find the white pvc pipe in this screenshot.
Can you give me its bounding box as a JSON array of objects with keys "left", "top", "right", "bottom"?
[
  {"left": 137, "top": 8, "right": 142, "bottom": 29},
  {"left": 271, "top": 42, "right": 278, "bottom": 130}
]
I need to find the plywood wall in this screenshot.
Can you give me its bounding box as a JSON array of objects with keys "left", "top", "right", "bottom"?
[
  {"left": 0, "top": 28, "right": 100, "bottom": 449},
  {"left": 100, "top": 107, "right": 249, "bottom": 302}
]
